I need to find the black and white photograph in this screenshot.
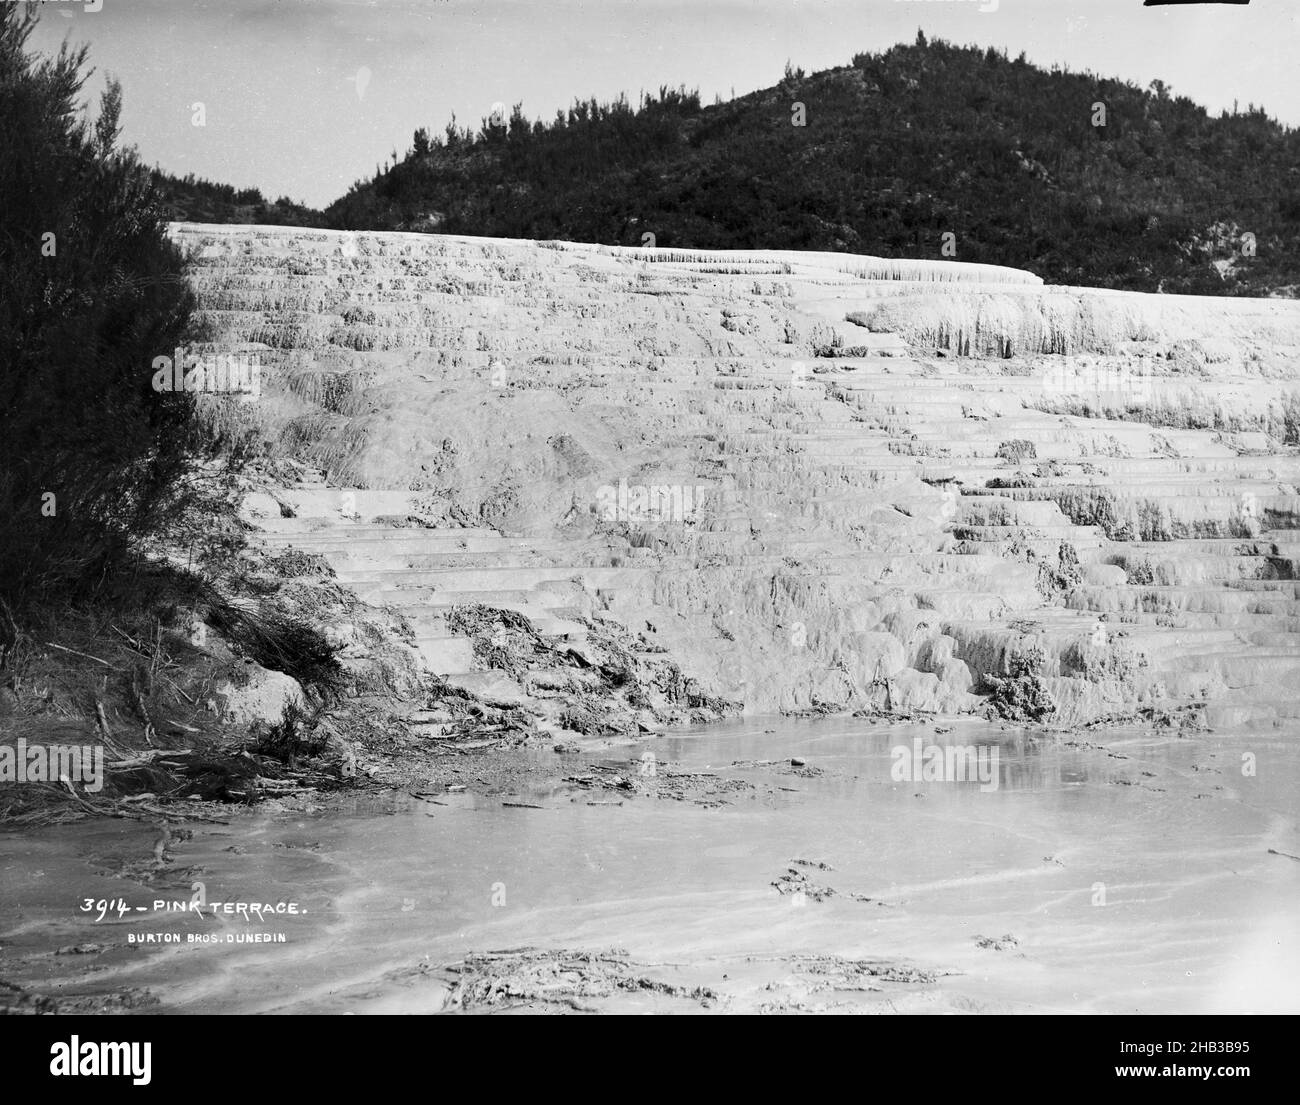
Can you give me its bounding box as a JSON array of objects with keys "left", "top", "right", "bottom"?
[{"left": 1, "top": 0, "right": 1297, "bottom": 1044}]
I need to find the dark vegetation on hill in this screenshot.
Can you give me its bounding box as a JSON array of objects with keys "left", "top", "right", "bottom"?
[
  {"left": 313, "top": 36, "right": 1299, "bottom": 295},
  {"left": 150, "top": 170, "right": 328, "bottom": 229}
]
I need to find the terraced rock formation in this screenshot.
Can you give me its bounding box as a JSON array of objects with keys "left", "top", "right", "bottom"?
[{"left": 172, "top": 223, "right": 1300, "bottom": 730}]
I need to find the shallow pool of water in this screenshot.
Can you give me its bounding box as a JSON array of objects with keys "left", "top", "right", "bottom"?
[{"left": 2, "top": 717, "right": 1297, "bottom": 1013}]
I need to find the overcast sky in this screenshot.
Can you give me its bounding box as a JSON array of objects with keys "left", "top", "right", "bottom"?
[{"left": 30, "top": 0, "right": 1300, "bottom": 210}]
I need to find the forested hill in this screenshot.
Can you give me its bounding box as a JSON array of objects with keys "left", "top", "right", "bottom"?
[
  {"left": 150, "top": 170, "right": 327, "bottom": 229},
  {"left": 173, "top": 37, "right": 1300, "bottom": 295}
]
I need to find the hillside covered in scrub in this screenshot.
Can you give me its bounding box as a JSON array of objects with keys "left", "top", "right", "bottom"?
[
  {"left": 154, "top": 37, "right": 1300, "bottom": 297},
  {"left": 308, "top": 36, "right": 1300, "bottom": 297},
  {"left": 150, "top": 170, "right": 328, "bottom": 229}
]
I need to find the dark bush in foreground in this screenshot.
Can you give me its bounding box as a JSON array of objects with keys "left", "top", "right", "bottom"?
[{"left": 0, "top": 4, "right": 201, "bottom": 605}]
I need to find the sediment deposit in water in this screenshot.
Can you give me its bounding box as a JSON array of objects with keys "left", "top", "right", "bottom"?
[{"left": 172, "top": 223, "right": 1300, "bottom": 729}]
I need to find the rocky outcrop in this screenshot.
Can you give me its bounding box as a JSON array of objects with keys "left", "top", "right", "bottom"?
[{"left": 172, "top": 223, "right": 1300, "bottom": 729}]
